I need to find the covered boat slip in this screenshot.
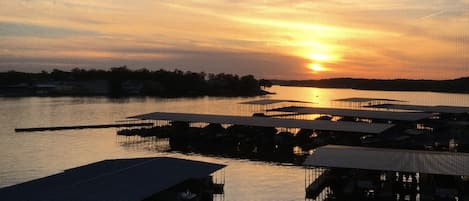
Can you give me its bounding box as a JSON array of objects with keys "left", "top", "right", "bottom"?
[
  {"left": 332, "top": 97, "right": 404, "bottom": 107},
  {"left": 304, "top": 145, "right": 469, "bottom": 176},
  {"left": 239, "top": 99, "right": 313, "bottom": 105},
  {"left": 333, "top": 98, "right": 403, "bottom": 102},
  {"left": 0, "top": 157, "right": 225, "bottom": 201},
  {"left": 368, "top": 104, "right": 469, "bottom": 114},
  {"left": 239, "top": 99, "right": 314, "bottom": 112},
  {"left": 129, "top": 112, "right": 395, "bottom": 134},
  {"left": 304, "top": 145, "right": 469, "bottom": 201},
  {"left": 268, "top": 106, "right": 433, "bottom": 121}
]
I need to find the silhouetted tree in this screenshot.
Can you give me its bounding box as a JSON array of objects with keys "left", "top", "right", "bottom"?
[
  {"left": 259, "top": 79, "right": 273, "bottom": 88},
  {"left": 0, "top": 67, "right": 267, "bottom": 97}
]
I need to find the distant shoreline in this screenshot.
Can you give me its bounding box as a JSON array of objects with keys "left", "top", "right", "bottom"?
[
  {"left": 0, "top": 67, "right": 273, "bottom": 98},
  {"left": 271, "top": 77, "right": 469, "bottom": 94},
  {"left": 0, "top": 91, "right": 273, "bottom": 98}
]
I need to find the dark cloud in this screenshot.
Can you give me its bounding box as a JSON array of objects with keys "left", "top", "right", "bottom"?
[{"left": 0, "top": 50, "right": 310, "bottom": 79}]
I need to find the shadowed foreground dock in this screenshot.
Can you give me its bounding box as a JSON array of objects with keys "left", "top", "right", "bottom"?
[{"left": 0, "top": 157, "right": 225, "bottom": 201}]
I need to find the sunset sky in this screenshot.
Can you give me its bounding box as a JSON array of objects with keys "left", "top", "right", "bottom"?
[{"left": 0, "top": 0, "right": 468, "bottom": 79}]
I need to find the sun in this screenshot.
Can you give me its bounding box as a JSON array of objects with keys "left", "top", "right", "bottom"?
[
  {"left": 309, "top": 54, "right": 330, "bottom": 61},
  {"left": 300, "top": 49, "right": 337, "bottom": 74},
  {"left": 309, "top": 63, "right": 324, "bottom": 72}
]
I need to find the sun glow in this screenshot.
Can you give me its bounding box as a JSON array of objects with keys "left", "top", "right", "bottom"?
[
  {"left": 300, "top": 47, "right": 338, "bottom": 74},
  {"left": 305, "top": 52, "right": 333, "bottom": 73},
  {"left": 309, "top": 54, "right": 330, "bottom": 61},
  {"left": 309, "top": 63, "right": 325, "bottom": 72}
]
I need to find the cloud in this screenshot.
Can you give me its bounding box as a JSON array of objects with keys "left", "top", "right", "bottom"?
[
  {"left": 0, "top": 0, "right": 467, "bottom": 79},
  {"left": 0, "top": 22, "right": 97, "bottom": 37},
  {"left": 0, "top": 49, "right": 311, "bottom": 78}
]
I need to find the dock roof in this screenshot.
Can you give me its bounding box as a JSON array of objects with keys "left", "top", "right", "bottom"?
[
  {"left": 304, "top": 145, "right": 469, "bottom": 176},
  {"left": 269, "top": 106, "right": 433, "bottom": 121},
  {"left": 368, "top": 104, "right": 469, "bottom": 114},
  {"left": 239, "top": 99, "right": 312, "bottom": 105},
  {"left": 0, "top": 157, "right": 225, "bottom": 201},
  {"left": 333, "top": 97, "right": 403, "bottom": 103},
  {"left": 130, "top": 112, "right": 394, "bottom": 134}
]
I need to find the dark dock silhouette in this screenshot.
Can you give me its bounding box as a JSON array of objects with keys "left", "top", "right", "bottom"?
[{"left": 15, "top": 122, "right": 154, "bottom": 132}]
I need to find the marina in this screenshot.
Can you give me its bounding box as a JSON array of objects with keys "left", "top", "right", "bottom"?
[
  {"left": 1, "top": 86, "right": 469, "bottom": 201},
  {"left": 117, "top": 95, "right": 469, "bottom": 200},
  {"left": 1, "top": 0, "right": 468, "bottom": 199}
]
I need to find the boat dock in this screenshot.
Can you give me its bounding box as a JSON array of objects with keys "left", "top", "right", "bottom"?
[
  {"left": 0, "top": 157, "right": 226, "bottom": 201},
  {"left": 129, "top": 112, "right": 394, "bottom": 134},
  {"left": 268, "top": 106, "right": 433, "bottom": 121},
  {"left": 15, "top": 122, "right": 154, "bottom": 132},
  {"left": 367, "top": 103, "right": 469, "bottom": 114},
  {"left": 304, "top": 145, "right": 469, "bottom": 200}
]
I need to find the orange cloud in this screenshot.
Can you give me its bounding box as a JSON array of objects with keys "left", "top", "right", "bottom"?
[{"left": 0, "top": 0, "right": 467, "bottom": 79}]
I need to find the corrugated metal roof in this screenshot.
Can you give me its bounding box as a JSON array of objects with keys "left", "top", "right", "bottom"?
[
  {"left": 269, "top": 106, "right": 433, "bottom": 121},
  {"left": 304, "top": 145, "right": 469, "bottom": 176},
  {"left": 129, "top": 112, "right": 394, "bottom": 134},
  {"left": 0, "top": 157, "right": 225, "bottom": 201},
  {"left": 239, "top": 99, "right": 312, "bottom": 105},
  {"left": 368, "top": 104, "right": 469, "bottom": 114}
]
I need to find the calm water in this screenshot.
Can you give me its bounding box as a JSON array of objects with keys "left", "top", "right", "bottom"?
[{"left": 1, "top": 86, "right": 469, "bottom": 201}]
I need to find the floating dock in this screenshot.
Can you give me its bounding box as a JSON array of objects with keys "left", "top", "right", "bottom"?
[
  {"left": 304, "top": 145, "right": 469, "bottom": 176},
  {"left": 367, "top": 103, "right": 469, "bottom": 114},
  {"left": 129, "top": 112, "right": 395, "bottom": 134},
  {"left": 304, "top": 145, "right": 469, "bottom": 200},
  {"left": 15, "top": 122, "right": 154, "bottom": 132},
  {"left": 269, "top": 106, "right": 433, "bottom": 121}
]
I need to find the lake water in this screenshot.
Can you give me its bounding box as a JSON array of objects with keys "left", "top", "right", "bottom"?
[{"left": 1, "top": 86, "right": 469, "bottom": 201}]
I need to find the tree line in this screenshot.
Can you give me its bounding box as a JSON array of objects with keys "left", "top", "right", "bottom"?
[{"left": 0, "top": 66, "right": 273, "bottom": 97}]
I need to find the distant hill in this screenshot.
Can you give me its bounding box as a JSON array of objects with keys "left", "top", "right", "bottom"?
[{"left": 271, "top": 77, "right": 469, "bottom": 94}]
